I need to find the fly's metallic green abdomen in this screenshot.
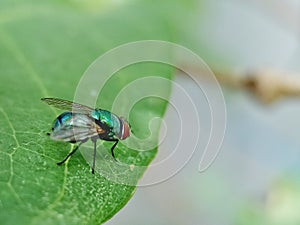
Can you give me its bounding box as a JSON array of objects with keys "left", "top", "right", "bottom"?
[
  {"left": 53, "top": 112, "right": 72, "bottom": 130},
  {"left": 52, "top": 112, "right": 99, "bottom": 143}
]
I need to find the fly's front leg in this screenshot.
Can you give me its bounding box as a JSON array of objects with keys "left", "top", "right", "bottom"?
[
  {"left": 98, "top": 134, "right": 119, "bottom": 161},
  {"left": 110, "top": 139, "right": 119, "bottom": 160}
]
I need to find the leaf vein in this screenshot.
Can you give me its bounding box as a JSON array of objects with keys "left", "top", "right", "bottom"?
[
  {"left": 0, "top": 108, "right": 24, "bottom": 204},
  {"left": 30, "top": 145, "right": 72, "bottom": 224}
]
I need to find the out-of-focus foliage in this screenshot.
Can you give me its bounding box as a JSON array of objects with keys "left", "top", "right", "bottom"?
[{"left": 236, "top": 177, "right": 300, "bottom": 225}]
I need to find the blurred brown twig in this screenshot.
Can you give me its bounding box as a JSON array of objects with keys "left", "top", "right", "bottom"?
[{"left": 178, "top": 66, "right": 300, "bottom": 104}]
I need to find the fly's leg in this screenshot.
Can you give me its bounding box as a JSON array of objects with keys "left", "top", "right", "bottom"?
[
  {"left": 110, "top": 139, "right": 119, "bottom": 161},
  {"left": 91, "top": 140, "right": 97, "bottom": 174},
  {"left": 57, "top": 142, "right": 84, "bottom": 166},
  {"left": 90, "top": 138, "right": 117, "bottom": 174},
  {"left": 97, "top": 135, "right": 119, "bottom": 161}
]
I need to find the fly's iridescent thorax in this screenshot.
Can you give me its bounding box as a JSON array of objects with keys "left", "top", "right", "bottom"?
[{"left": 90, "top": 109, "right": 122, "bottom": 138}]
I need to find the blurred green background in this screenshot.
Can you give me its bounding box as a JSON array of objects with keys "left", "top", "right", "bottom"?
[{"left": 1, "top": 0, "right": 300, "bottom": 224}]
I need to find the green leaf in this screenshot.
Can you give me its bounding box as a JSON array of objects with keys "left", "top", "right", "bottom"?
[{"left": 0, "top": 1, "right": 183, "bottom": 224}]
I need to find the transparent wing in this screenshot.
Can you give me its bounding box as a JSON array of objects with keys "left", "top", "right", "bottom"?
[
  {"left": 41, "top": 98, "right": 94, "bottom": 114},
  {"left": 51, "top": 113, "right": 105, "bottom": 142}
]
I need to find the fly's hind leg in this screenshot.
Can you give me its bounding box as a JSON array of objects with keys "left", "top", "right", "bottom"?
[{"left": 57, "top": 141, "right": 85, "bottom": 166}]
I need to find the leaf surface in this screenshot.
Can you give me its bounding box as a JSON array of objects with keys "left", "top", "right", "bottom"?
[{"left": 0, "top": 1, "right": 180, "bottom": 224}]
